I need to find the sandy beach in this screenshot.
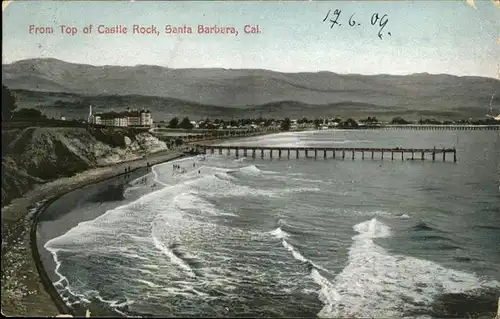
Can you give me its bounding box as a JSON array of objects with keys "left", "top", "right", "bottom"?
[
  {"left": 1, "top": 130, "right": 279, "bottom": 317},
  {"left": 1, "top": 149, "right": 184, "bottom": 316}
]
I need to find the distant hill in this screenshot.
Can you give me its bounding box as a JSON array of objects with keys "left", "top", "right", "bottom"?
[{"left": 3, "top": 58, "right": 500, "bottom": 120}]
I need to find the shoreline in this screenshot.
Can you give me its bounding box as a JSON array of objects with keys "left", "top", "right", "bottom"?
[
  {"left": 36, "top": 166, "right": 156, "bottom": 317},
  {"left": 0, "top": 130, "right": 280, "bottom": 316},
  {"left": 1, "top": 149, "right": 185, "bottom": 316}
]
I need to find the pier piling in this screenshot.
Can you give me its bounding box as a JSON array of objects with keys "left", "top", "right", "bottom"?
[{"left": 195, "top": 145, "right": 458, "bottom": 163}]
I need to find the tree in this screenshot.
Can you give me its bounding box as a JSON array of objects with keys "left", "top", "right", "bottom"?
[
  {"left": 174, "top": 137, "right": 183, "bottom": 146},
  {"left": 178, "top": 117, "right": 194, "bottom": 129},
  {"left": 13, "top": 108, "right": 46, "bottom": 120},
  {"left": 390, "top": 116, "right": 411, "bottom": 125},
  {"left": 313, "top": 118, "right": 322, "bottom": 129},
  {"left": 168, "top": 117, "right": 179, "bottom": 128},
  {"left": 340, "top": 118, "right": 359, "bottom": 128},
  {"left": 281, "top": 118, "right": 291, "bottom": 131},
  {"left": 2, "top": 85, "right": 17, "bottom": 121}
]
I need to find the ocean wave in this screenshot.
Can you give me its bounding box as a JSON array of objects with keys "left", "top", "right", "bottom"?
[
  {"left": 411, "top": 221, "right": 444, "bottom": 232},
  {"left": 150, "top": 235, "right": 197, "bottom": 278},
  {"left": 269, "top": 227, "right": 290, "bottom": 239},
  {"left": 314, "top": 218, "right": 500, "bottom": 318},
  {"left": 227, "top": 164, "right": 279, "bottom": 176},
  {"left": 270, "top": 223, "right": 329, "bottom": 273}
]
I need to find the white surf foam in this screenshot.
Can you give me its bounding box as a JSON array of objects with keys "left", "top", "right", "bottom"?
[
  {"left": 227, "top": 164, "right": 278, "bottom": 176},
  {"left": 315, "top": 218, "right": 500, "bottom": 318},
  {"left": 45, "top": 246, "right": 93, "bottom": 305},
  {"left": 188, "top": 174, "right": 280, "bottom": 198},
  {"left": 151, "top": 165, "right": 169, "bottom": 187},
  {"left": 151, "top": 235, "right": 196, "bottom": 278},
  {"left": 269, "top": 227, "right": 290, "bottom": 239},
  {"left": 135, "top": 279, "right": 161, "bottom": 288},
  {"left": 281, "top": 239, "right": 330, "bottom": 273},
  {"left": 270, "top": 225, "right": 329, "bottom": 273},
  {"left": 238, "top": 164, "right": 263, "bottom": 175},
  {"left": 173, "top": 191, "right": 237, "bottom": 217}
]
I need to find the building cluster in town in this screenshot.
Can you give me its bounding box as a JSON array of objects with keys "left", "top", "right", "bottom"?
[
  {"left": 87, "top": 105, "right": 154, "bottom": 127},
  {"left": 84, "top": 104, "right": 499, "bottom": 129}
]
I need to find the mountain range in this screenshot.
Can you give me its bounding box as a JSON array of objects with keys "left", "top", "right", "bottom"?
[{"left": 3, "top": 58, "right": 499, "bottom": 120}]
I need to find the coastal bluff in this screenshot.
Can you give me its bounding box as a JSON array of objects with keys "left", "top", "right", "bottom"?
[
  {"left": 1, "top": 125, "right": 181, "bottom": 316},
  {"left": 1, "top": 126, "right": 167, "bottom": 208}
]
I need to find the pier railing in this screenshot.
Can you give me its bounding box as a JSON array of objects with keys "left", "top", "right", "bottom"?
[{"left": 194, "top": 145, "right": 458, "bottom": 162}]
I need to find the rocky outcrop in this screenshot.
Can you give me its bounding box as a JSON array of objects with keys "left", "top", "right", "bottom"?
[{"left": 1, "top": 126, "right": 168, "bottom": 207}]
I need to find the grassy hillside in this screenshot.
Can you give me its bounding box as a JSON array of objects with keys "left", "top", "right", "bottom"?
[
  {"left": 8, "top": 89, "right": 493, "bottom": 121},
  {"left": 3, "top": 58, "right": 499, "bottom": 117}
]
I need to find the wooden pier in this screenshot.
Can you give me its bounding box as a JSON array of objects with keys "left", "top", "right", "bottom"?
[
  {"left": 194, "top": 145, "right": 458, "bottom": 162},
  {"left": 382, "top": 124, "right": 499, "bottom": 131}
]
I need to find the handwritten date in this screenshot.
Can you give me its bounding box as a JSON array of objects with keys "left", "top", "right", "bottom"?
[{"left": 323, "top": 9, "right": 391, "bottom": 40}]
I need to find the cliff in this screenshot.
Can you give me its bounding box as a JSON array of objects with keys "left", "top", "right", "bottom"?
[{"left": 1, "top": 126, "right": 168, "bottom": 207}]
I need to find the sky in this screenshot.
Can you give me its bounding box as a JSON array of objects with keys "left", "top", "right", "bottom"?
[{"left": 2, "top": 0, "right": 500, "bottom": 77}]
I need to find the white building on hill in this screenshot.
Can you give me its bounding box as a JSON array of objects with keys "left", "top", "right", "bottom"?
[{"left": 88, "top": 106, "right": 153, "bottom": 127}]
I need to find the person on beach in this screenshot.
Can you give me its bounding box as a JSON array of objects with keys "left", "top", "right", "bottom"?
[{"left": 198, "top": 170, "right": 201, "bottom": 174}]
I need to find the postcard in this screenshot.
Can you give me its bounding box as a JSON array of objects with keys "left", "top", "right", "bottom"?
[{"left": 2, "top": 1, "right": 500, "bottom": 318}]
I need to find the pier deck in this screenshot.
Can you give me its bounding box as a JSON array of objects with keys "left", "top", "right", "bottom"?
[{"left": 194, "top": 145, "right": 458, "bottom": 162}]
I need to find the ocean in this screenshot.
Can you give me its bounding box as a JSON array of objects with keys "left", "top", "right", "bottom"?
[{"left": 39, "top": 129, "right": 500, "bottom": 318}]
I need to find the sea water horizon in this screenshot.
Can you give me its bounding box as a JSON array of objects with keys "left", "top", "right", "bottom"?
[{"left": 39, "top": 129, "right": 500, "bottom": 318}]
